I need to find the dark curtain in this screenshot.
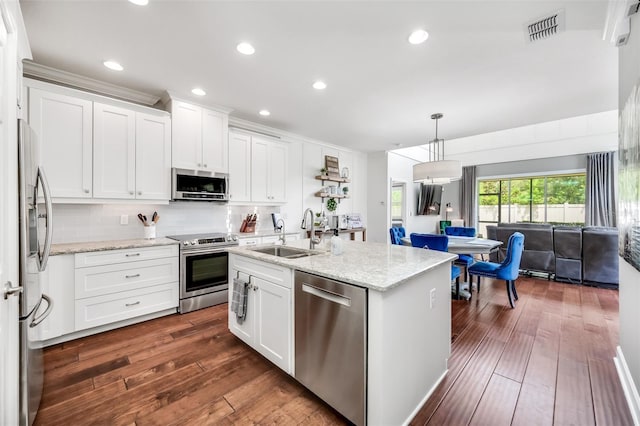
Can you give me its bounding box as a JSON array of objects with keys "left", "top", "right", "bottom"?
[
  {"left": 586, "top": 151, "right": 617, "bottom": 227},
  {"left": 460, "top": 166, "right": 476, "bottom": 228}
]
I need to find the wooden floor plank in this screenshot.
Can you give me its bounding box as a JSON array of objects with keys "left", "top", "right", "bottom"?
[
  {"left": 35, "top": 278, "right": 631, "bottom": 426},
  {"left": 469, "top": 374, "right": 521, "bottom": 426}
]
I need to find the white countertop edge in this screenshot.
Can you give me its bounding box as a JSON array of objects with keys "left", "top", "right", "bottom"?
[{"left": 51, "top": 237, "right": 179, "bottom": 256}]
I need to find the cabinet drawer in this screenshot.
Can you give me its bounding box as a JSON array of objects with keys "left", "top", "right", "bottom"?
[
  {"left": 238, "top": 238, "right": 261, "bottom": 246},
  {"left": 75, "top": 257, "right": 178, "bottom": 299},
  {"left": 75, "top": 283, "right": 178, "bottom": 331},
  {"left": 230, "top": 254, "right": 292, "bottom": 289},
  {"left": 75, "top": 245, "right": 178, "bottom": 268}
]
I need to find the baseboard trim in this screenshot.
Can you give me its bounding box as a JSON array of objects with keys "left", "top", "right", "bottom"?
[
  {"left": 402, "top": 368, "right": 448, "bottom": 426},
  {"left": 614, "top": 346, "right": 640, "bottom": 425}
]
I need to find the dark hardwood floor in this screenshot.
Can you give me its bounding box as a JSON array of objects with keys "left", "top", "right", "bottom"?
[{"left": 36, "top": 276, "right": 632, "bottom": 425}]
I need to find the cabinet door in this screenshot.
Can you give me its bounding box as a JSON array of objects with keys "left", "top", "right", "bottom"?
[
  {"left": 251, "top": 137, "right": 270, "bottom": 202},
  {"left": 228, "top": 132, "right": 251, "bottom": 202},
  {"left": 171, "top": 101, "right": 202, "bottom": 169},
  {"left": 202, "top": 109, "right": 228, "bottom": 173},
  {"left": 40, "top": 255, "right": 75, "bottom": 342},
  {"left": 136, "top": 113, "right": 171, "bottom": 200},
  {"left": 228, "top": 270, "right": 255, "bottom": 345},
  {"left": 268, "top": 141, "right": 288, "bottom": 202},
  {"left": 255, "top": 277, "right": 291, "bottom": 372},
  {"left": 93, "top": 103, "right": 136, "bottom": 199},
  {"left": 29, "top": 88, "right": 93, "bottom": 198}
]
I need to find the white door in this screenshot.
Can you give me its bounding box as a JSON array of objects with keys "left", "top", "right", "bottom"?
[
  {"left": 228, "top": 270, "right": 255, "bottom": 345},
  {"left": 202, "top": 109, "right": 228, "bottom": 173},
  {"left": 0, "top": 12, "right": 20, "bottom": 424},
  {"left": 268, "top": 141, "right": 288, "bottom": 202},
  {"left": 171, "top": 101, "right": 202, "bottom": 170},
  {"left": 93, "top": 103, "right": 136, "bottom": 199},
  {"left": 255, "top": 277, "right": 291, "bottom": 372},
  {"left": 251, "top": 137, "right": 270, "bottom": 202},
  {"left": 228, "top": 131, "right": 251, "bottom": 202},
  {"left": 28, "top": 88, "right": 93, "bottom": 198},
  {"left": 136, "top": 113, "right": 171, "bottom": 200}
]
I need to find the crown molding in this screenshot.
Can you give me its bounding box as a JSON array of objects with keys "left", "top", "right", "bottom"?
[
  {"left": 161, "top": 90, "right": 234, "bottom": 114},
  {"left": 23, "top": 61, "right": 160, "bottom": 106}
]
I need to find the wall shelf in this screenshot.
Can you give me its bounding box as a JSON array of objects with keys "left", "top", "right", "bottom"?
[{"left": 315, "top": 175, "right": 350, "bottom": 184}]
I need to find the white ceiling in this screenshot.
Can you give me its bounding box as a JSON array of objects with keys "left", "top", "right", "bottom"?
[{"left": 20, "top": 0, "right": 618, "bottom": 153}]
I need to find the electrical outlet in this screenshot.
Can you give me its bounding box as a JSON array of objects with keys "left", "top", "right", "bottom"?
[
  {"left": 430, "top": 288, "right": 436, "bottom": 309},
  {"left": 120, "top": 214, "right": 128, "bottom": 225}
]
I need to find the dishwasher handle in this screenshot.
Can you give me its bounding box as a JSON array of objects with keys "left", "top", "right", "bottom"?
[{"left": 301, "top": 283, "right": 351, "bottom": 307}]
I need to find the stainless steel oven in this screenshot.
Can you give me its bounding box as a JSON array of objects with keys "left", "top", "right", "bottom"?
[{"left": 167, "top": 233, "right": 238, "bottom": 313}]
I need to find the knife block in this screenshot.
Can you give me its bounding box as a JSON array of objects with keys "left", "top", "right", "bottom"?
[{"left": 240, "top": 219, "right": 256, "bottom": 233}]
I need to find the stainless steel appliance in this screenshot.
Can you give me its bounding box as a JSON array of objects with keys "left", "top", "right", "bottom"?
[
  {"left": 294, "top": 271, "right": 367, "bottom": 426},
  {"left": 17, "top": 119, "right": 54, "bottom": 425},
  {"left": 166, "top": 233, "right": 238, "bottom": 313},
  {"left": 172, "top": 168, "right": 229, "bottom": 201}
]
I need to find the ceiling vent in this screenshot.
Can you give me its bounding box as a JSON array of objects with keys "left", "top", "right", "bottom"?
[{"left": 526, "top": 10, "right": 566, "bottom": 42}]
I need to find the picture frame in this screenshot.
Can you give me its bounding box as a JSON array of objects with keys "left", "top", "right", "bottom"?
[{"left": 324, "top": 155, "right": 340, "bottom": 177}]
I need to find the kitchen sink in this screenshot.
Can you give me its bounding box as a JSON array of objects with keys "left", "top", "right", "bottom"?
[{"left": 250, "top": 246, "right": 321, "bottom": 259}]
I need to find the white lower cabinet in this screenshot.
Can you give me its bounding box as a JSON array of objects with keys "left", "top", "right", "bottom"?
[
  {"left": 41, "top": 245, "right": 179, "bottom": 344},
  {"left": 229, "top": 254, "right": 292, "bottom": 373}
]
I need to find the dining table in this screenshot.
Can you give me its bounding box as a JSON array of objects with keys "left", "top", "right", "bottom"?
[{"left": 401, "top": 235, "right": 503, "bottom": 299}]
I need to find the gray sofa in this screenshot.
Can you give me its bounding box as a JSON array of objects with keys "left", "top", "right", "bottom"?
[{"left": 486, "top": 223, "right": 619, "bottom": 287}]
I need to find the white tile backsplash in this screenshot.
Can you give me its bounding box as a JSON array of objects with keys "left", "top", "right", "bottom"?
[{"left": 52, "top": 202, "right": 282, "bottom": 243}]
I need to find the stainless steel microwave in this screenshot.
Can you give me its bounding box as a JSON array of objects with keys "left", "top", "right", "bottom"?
[{"left": 172, "top": 168, "right": 229, "bottom": 201}]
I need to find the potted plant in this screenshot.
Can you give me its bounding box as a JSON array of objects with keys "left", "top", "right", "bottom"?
[
  {"left": 326, "top": 198, "right": 338, "bottom": 212},
  {"left": 342, "top": 186, "right": 349, "bottom": 196},
  {"left": 320, "top": 167, "right": 328, "bottom": 176}
]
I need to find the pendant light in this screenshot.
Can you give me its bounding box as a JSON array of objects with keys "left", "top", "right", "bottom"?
[{"left": 413, "top": 113, "right": 462, "bottom": 184}]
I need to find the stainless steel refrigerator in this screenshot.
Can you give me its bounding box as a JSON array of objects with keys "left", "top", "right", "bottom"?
[{"left": 17, "top": 118, "right": 53, "bottom": 425}]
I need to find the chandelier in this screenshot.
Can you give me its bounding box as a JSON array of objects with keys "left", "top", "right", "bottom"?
[{"left": 413, "top": 113, "right": 462, "bottom": 184}]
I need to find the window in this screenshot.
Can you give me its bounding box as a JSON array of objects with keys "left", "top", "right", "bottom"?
[
  {"left": 391, "top": 183, "right": 405, "bottom": 225},
  {"left": 478, "top": 173, "right": 586, "bottom": 237}
]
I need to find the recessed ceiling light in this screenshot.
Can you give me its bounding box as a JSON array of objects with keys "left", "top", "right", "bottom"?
[
  {"left": 103, "top": 60, "right": 123, "bottom": 71},
  {"left": 408, "top": 29, "right": 429, "bottom": 45},
  {"left": 236, "top": 42, "right": 255, "bottom": 55},
  {"left": 312, "top": 81, "right": 327, "bottom": 90},
  {"left": 191, "top": 88, "right": 206, "bottom": 96},
  {"left": 128, "top": 0, "right": 149, "bottom": 5},
  {"left": 259, "top": 110, "right": 271, "bottom": 117}
]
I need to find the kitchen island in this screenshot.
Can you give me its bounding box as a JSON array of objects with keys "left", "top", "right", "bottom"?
[{"left": 227, "top": 239, "right": 456, "bottom": 426}]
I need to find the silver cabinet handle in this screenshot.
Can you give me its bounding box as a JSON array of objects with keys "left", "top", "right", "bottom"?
[
  {"left": 125, "top": 253, "right": 141, "bottom": 257},
  {"left": 138, "top": 191, "right": 142, "bottom": 195},
  {"left": 253, "top": 286, "right": 259, "bottom": 291},
  {"left": 3, "top": 281, "right": 22, "bottom": 300},
  {"left": 203, "top": 164, "right": 207, "bottom": 168},
  {"left": 125, "top": 301, "right": 141, "bottom": 307},
  {"left": 30, "top": 294, "right": 53, "bottom": 328},
  {"left": 125, "top": 274, "right": 140, "bottom": 279},
  {"left": 197, "top": 163, "right": 201, "bottom": 167},
  {"left": 129, "top": 191, "right": 134, "bottom": 195}
]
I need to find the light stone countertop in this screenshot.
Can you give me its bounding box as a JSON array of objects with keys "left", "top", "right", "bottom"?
[
  {"left": 227, "top": 239, "right": 457, "bottom": 292},
  {"left": 50, "top": 237, "right": 179, "bottom": 256}
]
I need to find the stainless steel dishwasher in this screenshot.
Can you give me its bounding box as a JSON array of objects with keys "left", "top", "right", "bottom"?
[{"left": 294, "top": 271, "right": 367, "bottom": 426}]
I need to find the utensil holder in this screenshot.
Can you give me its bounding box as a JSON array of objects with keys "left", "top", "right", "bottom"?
[{"left": 144, "top": 224, "right": 156, "bottom": 239}]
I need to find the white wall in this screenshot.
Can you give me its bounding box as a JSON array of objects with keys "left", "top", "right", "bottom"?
[
  {"left": 617, "top": 10, "right": 640, "bottom": 421},
  {"left": 367, "top": 151, "right": 389, "bottom": 243},
  {"left": 395, "top": 110, "right": 618, "bottom": 167}
]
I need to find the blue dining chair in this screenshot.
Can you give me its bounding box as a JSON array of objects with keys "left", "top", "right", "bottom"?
[
  {"left": 410, "top": 233, "right": 463, "bottom": 297},
  {"left": 444, "top": 226, "right": 476, "bottom": 281},
  {"left": 389, "top": 226, "right": 406, "bottom": 245},
  {"left": 467, "top": 232, "right": 525, "bottom": 308}
]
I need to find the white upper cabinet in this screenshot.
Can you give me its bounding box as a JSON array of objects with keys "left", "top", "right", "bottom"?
[
  {"left": 93, "top": 103, "right": 136, "bottom": 199},
  {"left": 228, "top": 131, "right": 251, "bottom": 202},
  {"left": 251, "top": 136, "right": 288, "bottom": 203},
  {"left": 26, "top": 79, "right": 172, "bottom": 202},
  {"left": 170, "top": 101, "right": 202, "bottom": 170},
  {"left": 29, "top": 87, "right": 93, "bottom": 198},
  {"left": 170, "top": 100, "right": 229, "bottom": 173},
  {"left": 136, "top": 113, "right": 171, "bottom": 200},
  {"left": 202, "top": 109, "right": 228, "bottom": 173}
]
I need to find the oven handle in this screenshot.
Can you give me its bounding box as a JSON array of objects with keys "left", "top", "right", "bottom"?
[{"left": 180, "top": 246, "right": 235, "bottom": 256}]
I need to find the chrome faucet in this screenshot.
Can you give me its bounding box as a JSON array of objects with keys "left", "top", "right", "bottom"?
[
  {"left": 301, "top": 208, "right": 321, "bottom": 250},
  {"left": 276, "top": 218, "right": 286, "bottom": 245}
]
